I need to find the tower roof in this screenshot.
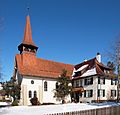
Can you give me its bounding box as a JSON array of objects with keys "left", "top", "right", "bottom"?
[{"left": 18, "top": 15, "right": 38, "bottom": 51}]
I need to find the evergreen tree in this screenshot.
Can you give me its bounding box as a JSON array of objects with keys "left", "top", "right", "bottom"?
[
  {"left": 3, "top": 77, "right": 21, "bottom": 101},
  {"left": 54, "top": 70, "right": 72, "bottom": 103}
]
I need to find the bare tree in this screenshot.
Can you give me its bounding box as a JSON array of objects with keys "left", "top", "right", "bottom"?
[{"left": 107, "top": 36, "right": 120, "bottom": 102}]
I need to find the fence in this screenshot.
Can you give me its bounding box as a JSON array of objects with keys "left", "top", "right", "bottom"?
[{"left": 48, "top": 106, "right": 120, "bottom": 115}]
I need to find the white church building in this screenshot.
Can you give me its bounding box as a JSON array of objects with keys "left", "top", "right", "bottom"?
[{"left": 13, "top": 15, "right": 73, "bottom": 105}]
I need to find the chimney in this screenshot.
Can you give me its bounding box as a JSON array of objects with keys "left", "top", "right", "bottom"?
[{"left": 96, "top": 52, "right": 101, "bottom": 63}]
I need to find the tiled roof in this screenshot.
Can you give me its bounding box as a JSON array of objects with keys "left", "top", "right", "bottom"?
[
  {"left": 15, "top": 53, "right": 74, "bottom": 79},
  {"left": 73, "top": 57, "right": 114, "bottom": 79}
]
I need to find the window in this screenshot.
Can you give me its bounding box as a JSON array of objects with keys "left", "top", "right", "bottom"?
[
  {"left": 76, "top": 80, "right": 79, "bottom": 87},
  {"left": 31, "top": 80, "right": 34, "bottom": 84},
  {"left": 111, "top": 90, "right": 116, "bottom": 97},
  {"left": 44, "top": 81, "right": 47, "bottom": 91},
  {"left": 98, "top": 89, "right": 105, "bottom": 97},
  {"left": 84, "top": 77, "right": 93, "bottom": 85},
  {"left": 84, "top": 90, "right": 93, "bottom": 97},
  {"left": 111, "top": 78, "right": 113, "bottom": 85},
  {"left": 111, "top": 79, "right": 117, "bottom": 85},
  {"left": 56, "top": 82, "right": 59, "bottom": 89},
  {"left": 80, "top": 80, "right": 82, "bottom": 86},
  {"left": 29, "top": 90, "right": 32, "bottom": 98},
  {"left": 98, "top": 77, "right": 105, "bottom": 84},
  {"left": 34, "top": 91, "right": 37, "bottom": 97}
]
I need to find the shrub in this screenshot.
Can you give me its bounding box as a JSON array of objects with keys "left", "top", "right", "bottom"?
[
  {"left": 11, "top": 100, "right": 18, "bottom": 106},
  {"left": 30, "top": 97, "right": 40, "bottom": 105}
]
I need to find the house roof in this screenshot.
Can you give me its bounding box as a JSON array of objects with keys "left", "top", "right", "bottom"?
[
  {"left": 15, "top": 53, "right": 74, "bottom": 79},
  {"left": 73, "top": 57, "right": 114, "bottom": 79}
]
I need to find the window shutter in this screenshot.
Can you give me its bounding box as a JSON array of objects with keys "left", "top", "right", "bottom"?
[
  {"left": 103, "top": 77, "right": 105, "bottom": 84},
  {"left": 98, "top": 89, "right": 100, "bottom": 97},
  {"left": 98, "top": 77, "right": 100, "bottom": 84},
  {"left": 84, "top": 79, "right": 87, "bottom": 85},
  {"left": 103, "top": 90, "right": 105, "bottom": 97},
  {"left": 84, "top": 90, "right": 86, "bottom": 97},
  {"left": 91, "top": 77, "right": 93, "bottom": 84},
  {"left": 90, "top": 90, "right": 93, "bottom": 97}
]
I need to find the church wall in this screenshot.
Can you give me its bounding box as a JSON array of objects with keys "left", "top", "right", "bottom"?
[
  {"left": 42, "top": 79, "right": 59, "bottom": 104},
  {"left": 20, "top": 76, "right": 60, "bottom": 105},
  {"left": 21, "top": 76, "right": 43, "bottom": 105}
]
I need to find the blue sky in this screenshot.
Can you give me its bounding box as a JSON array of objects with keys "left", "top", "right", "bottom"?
[{"left": 0, "top": 0, "right": 120, "bottom": 81}]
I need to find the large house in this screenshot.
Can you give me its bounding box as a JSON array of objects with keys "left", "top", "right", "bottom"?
[
  {"left": 13, "top": 15, "right": 74, "bottom": 105},
  {"left": 72, "top": 53, "right": 117, "bottom": 103}
]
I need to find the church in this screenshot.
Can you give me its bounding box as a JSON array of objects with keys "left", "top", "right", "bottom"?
[
  {"left": 13, "top": 15, "right": 117, "bottom": 106},
  {"left": 13, "top": 15, "right": 74, "bottom": 105}
]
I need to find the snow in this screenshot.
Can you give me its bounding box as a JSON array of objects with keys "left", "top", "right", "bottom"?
[
  {"left": 0, "top": 102, "right": 120, "bottom": 115},
  {"left": 0, "top": 102, "right": 11, "bottom": 106}
]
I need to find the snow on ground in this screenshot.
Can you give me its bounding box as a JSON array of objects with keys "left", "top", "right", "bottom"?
[
  {"left": 0, "top": 102, "right": 120, "bottom": 115},
  {"left": 0, "top": 102, "right": 11, "bottom": 106}
]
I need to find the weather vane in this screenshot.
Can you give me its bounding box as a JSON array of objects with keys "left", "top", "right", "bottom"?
[{"left": 27, "top": 7, "right": 30, "bottom": 15}]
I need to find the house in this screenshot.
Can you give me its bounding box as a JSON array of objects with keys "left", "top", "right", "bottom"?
[
  {"left": 13, "top": 15, "right": 74, "bottom": 105},
  {"left": 72, "top": 53, "right": 117, "bottom": 103}
]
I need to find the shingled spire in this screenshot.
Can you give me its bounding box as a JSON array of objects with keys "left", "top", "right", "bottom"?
[{"left": 18, "top": 15, "right": 38, "bottom": 54}]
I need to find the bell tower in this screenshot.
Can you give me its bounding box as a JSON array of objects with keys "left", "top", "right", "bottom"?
[{"left": 18, "top": 15, "right": 38, "bottom": 55}]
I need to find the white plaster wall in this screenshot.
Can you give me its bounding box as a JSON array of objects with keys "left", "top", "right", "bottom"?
[
  {"left": 42, "top": 79, "right": 58, "bottom": 103},
  {"left": 20, "top": 76, "right": 62, "bottom": 105},
  {"left": 21, "top": 77, "right": 43, "bottom": 105},
  {"left": 97, "top": 78, "right": 117, "bottom": 100},
  {"left": 79, "top": 76, "right": 98, "bottom": 103},
  {"left": 81, "top": 68, "right": 96, "bottom": 77},
  {"left": 79, "top": 77, "right": 117, "bottom": 103}
]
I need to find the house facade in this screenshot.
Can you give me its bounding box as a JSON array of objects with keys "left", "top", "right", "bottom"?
[
  {"left": 13, "top": 15, "right": 73, "bottom": 105},
  {"left": 72, "top": 53, "right": 117, "bottom": 103}
]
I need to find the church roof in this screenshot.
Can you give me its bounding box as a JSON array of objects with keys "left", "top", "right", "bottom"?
[{"left": 15, "top": 54, "right": 74, "bottom": 79}]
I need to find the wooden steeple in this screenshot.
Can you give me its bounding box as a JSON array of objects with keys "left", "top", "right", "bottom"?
[{"left": 18, "top": 15, "right": 38, "bottom": 54}]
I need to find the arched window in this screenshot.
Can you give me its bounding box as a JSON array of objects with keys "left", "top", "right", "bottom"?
[
  {"left": 56, "top": 82, "right": 59, "bottom": 89},
  {"left": 44, "top": 81, "right": 47, "bottom": 91},
  {"left": 34, "top": 91, "right": 37, "bottom": 97},
  {"left": 29, "top": 90, "right": 32, "bottom": 98}
]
